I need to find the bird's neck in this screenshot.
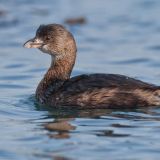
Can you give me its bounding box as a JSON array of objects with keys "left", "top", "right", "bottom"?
[
  {"left": 36, "top": 54, "right": 76, "bottom": 103},
  {"left": 49, "top": 55, "right": 75, "bottom": 79}
]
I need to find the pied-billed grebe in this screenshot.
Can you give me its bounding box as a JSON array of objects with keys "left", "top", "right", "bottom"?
[{"left": 24, "top": 24, "right": 160, "bottom": 108}]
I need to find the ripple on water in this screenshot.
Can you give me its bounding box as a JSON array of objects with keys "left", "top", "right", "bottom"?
[
  {"left": 0, "top": 18, "right": 19, "bottom": 28},
  {"left": 0, "top": 75, "right": 32, "bottom": 80},
  {"left": 5, "top": 63, "right": 26, "bottom": 69},
  {"left": 110, "top": 58, "right": 151, "bottom": 65},
  {"left": 0, "top": 84, "right": 29, "bottom": 89},
  {"left": 38, "top": 107, "right": 160, "bottom": 160},
  {"left": 148, "top": 45, "right": 160, "bottom": 51}
]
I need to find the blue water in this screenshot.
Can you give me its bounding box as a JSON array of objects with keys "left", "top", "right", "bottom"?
[{"left": 1, "top": 0, "right": 160, "bottom": 159}]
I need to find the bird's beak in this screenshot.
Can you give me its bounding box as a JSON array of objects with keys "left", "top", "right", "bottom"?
[{"left": 23, "top": 37, "right": 44, "bottom": 48}]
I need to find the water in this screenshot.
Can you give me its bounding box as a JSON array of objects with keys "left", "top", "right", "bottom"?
[{"left": 0, "top": 0, "right": 160, "bottom": 159}]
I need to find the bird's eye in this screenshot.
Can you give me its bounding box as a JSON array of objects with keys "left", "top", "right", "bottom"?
[{"left": 46, "top": 37, "right": 50, "bottom": 40}]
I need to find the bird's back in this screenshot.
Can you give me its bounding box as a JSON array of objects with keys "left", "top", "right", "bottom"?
[{"left": 47, "top": 74, "right": 160, "bottom": 108}]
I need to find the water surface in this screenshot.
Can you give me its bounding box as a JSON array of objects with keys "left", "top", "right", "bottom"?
[{"left": 1, "top": 0, "right": 160, "bottom": 160}]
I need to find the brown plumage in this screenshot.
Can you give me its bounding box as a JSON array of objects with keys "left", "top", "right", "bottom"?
[{"left": 24, "top": 24, "right": 160, "bottom": 108}]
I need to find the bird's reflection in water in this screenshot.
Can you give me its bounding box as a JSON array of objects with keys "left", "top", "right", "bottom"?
[
  {"left": 40, "top": 106, "right": 160, "bottom": 140},
  {"left": 45, "top": 118, "right": 76, "bottom": 139},
  {"left": 43, "top": 108, "right": 132, "bottom": 139},
  {"left": 43, "top": 108, "right": 113, "bottom": 139}
]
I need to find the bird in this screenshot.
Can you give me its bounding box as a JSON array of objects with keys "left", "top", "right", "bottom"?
[{"left": 23, "top": 24, "right": 160, "bottom": 109}]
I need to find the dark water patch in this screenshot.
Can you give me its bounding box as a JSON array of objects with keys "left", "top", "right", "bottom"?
[
  {"left": 133, "top": 20, "right": 154, "bottom": 28},
  {"left": 148, "top": 45, "right": 160, "bottom": 51},
  {"left": 0, "top": 84, "right": 29, "bottom": 89},
  {"left": 154, "top": 26, "right": 160, "bottom": 33},
  {"left": 5, "top": 63, "right": 26, "bottom": 69},
  {"left": 148, "top": 61, "right": 160, "bottom": 68},
  {"left": 110, "top": 58, "right": 150, "bottom": 65},
  {"left": 0, "top": 107, "right": 34, "bottom": 121},
  {"left": 95, "top": 130, "right": 130, "bottom": 137},
  {"left": 77, "top": 44, "right": 93, "bottom": 52},
  {"left": 0, "top": 96, "right": 47, "bottom": 122},
  {"left": 0, "top": 150, "right": 17, "bottom": 160},
  {"left": 0, "top": 9, "right": 7, "bottom": 17},
  {"left": 0, "top": 75, "right": 32, "bottom": 80},
  {"left": 15, "top": 94, "right": 39, "bottom": 110},
  {"left": 137, "top": 0, "right": 157, "bottom": 9},
  {"left": 0, "top": 18, "right": 19, "bottom": 28},
  {"left": 30, "top": 8, "right": 49, "bottom": 16},
  {"left": 108, "top": 16, "right": 154, "bottom": 29},
  {"left": 111, "top": 111, "right": 160, "bottom": 121},
  {"left": 108, "top": 15, "right": 131, "bottom": 24},
  {"left": 0, "top": 41, "right": 20, "bottom": 47},
  {"left": 28, "top": 67, "right": 46, "bottom": 73},
  {"left": 111, "top": 123, "right": 136, "bottom": 128}
]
